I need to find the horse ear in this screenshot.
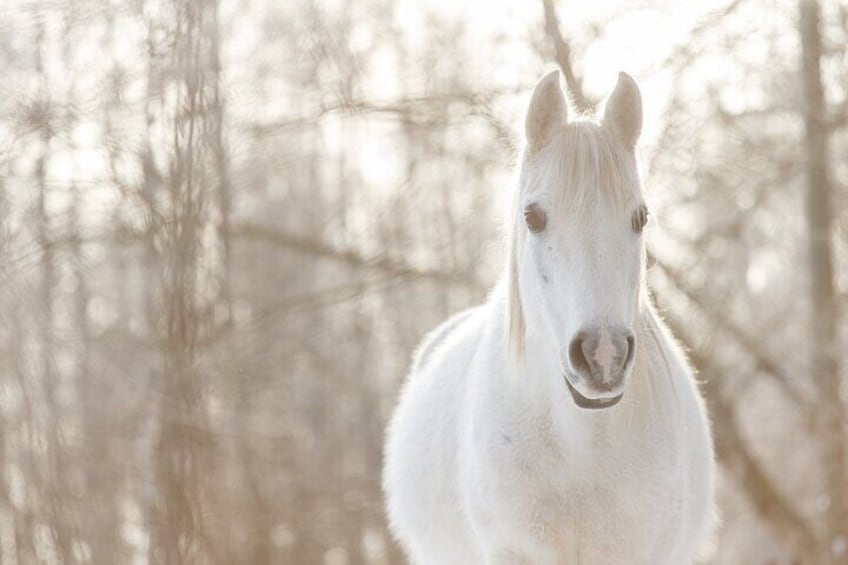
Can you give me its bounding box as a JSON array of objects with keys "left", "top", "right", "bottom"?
[
  {"left": 525, "top": 70, "right": 567, "bottom": 153},
  {"left": 603, "top": 72, "right": 642, "bottom": 149}
]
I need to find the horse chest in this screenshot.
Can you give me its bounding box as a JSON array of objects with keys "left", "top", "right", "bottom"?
[
  {"left": 549, "top": 455, "right": 686, "bottom": 560},
  {"left": 470, "top": 416, "right": 689, "bottom": 562}
]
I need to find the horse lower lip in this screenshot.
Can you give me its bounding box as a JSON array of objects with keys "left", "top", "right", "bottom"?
[{"left": 563, "top": 376, "right": 623, "bottom": 410}]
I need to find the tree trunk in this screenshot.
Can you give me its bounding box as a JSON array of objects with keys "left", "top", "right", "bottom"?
[
  {"left": 150, "top": 0, "right": 219, "bottom": 562},
  {"left": 35, "top": 11, "right": 76, "bottom": 563},
  {"left": 799, "top": 0, "right": 847, "bottom": 560}
]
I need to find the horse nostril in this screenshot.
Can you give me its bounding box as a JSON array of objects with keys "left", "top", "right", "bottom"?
[
  {"left": 568, "top": 333, "right": 592, "bottom": 378},
  {"left": 624, "top": 333, "right": 636, "bottom": 369}
]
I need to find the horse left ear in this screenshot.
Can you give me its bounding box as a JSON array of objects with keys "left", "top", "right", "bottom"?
[
  {"left": 525, "top": 70, "right": 567, "bottom": 154},
  {"left": 603, "top": 72, "right": 642, "bottom": 149}
]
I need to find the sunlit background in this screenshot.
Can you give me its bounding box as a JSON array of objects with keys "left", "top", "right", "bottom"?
[{"left": 0, "top": 0, "right": 846, "bottom": 563}]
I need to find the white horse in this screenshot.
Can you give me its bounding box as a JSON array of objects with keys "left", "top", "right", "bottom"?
[{"left": 382, "top": 71, "right": 715, "bottom": 564}]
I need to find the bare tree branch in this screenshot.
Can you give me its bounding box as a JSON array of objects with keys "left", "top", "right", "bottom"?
[
  {"left": 540, "top": 0, "right": 595, "bottom": 113},
  {"left": 230, "top": 222, "right": 480, "bottom": 287},
  {"left": 247, "top": 89, "right": 524, "bottom": 137},
  {"left": 651, "top": 252, "right": 815, "bottom": 407},
  {"left": 659, "top": 308, "right": 820, "bottom": 560}
]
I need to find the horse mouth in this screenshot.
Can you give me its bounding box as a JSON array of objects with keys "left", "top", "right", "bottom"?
[{"left": 564, "top": 377, "right": 623, "bottom": 410}]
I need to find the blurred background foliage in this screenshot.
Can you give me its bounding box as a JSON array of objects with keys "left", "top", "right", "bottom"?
[{"left": 0, "top": 0, "right": 847, "bottom": 563}]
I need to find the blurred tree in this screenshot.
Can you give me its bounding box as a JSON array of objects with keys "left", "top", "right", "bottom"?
[{"left": 0, "top": 0, "right": 846, "bottom": 563}]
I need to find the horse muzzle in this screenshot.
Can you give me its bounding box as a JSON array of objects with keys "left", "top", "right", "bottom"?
[{"left": 560, "top": 325, "right": 635, "bottom": 410}]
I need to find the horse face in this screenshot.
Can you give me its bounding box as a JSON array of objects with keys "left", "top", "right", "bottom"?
[{"left": 516, "top": 71, "right": 645, "bottom": 410}]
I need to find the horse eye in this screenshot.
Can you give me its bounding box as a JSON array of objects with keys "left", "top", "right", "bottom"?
[
  {"left": 524, "top": 203, "right": 547, "bottom": 233},
  {"left": 631, "top": 205, "right": 649, "bottom": 233}
]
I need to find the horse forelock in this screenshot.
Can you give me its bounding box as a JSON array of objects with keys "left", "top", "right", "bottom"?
[{"left": 525, "top": 120, "right": 641, "bottom": 216}]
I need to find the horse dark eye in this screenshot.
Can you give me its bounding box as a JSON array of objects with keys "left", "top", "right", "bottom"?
[
  {"left": 524, "top": 204, "right": 547, "bottom": 233},
  {"left": 631, "top": 205, "right": 649, "bottom": 233}
]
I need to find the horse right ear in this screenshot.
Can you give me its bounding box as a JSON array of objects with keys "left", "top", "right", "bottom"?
[
  {"left": 603, "top": 72, "right": 642, "bottom": 150},
  {"left": 525, "top": 70, "right": 567, "bottom": 154}
]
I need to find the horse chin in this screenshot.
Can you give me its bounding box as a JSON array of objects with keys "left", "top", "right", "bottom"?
[{"left": 563, "top": 376, "right": 624, "bottom": 410}]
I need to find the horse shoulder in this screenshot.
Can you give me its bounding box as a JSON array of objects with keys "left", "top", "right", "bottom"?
[{"left": 383, "top": 305, "right": 492, "bottom": 564}]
